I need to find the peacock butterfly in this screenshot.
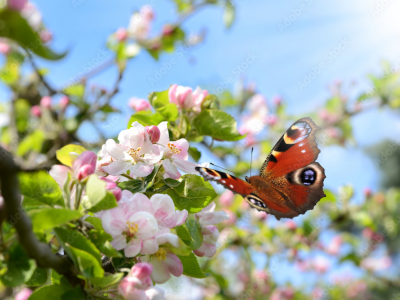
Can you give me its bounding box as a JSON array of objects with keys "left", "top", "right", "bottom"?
[{"left": 195, "top": 117, "right": 326, "bottom": 220}]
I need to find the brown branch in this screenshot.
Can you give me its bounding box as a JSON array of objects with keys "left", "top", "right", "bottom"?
[{"left": 0, "top": 147, "right": 80, "bottom": 285}]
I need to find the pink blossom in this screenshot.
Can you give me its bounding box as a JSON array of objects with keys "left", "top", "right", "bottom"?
[
  {"left": 162, "top": 24, "right": 174, "bottom": 36},
  {"left": 266, "top": 115, "right": 278, "bottom": 126},
  {"left": 346, "top": 281, "right": 367, "bottom": 299},
  {"left": 0, "top": 42, "right": 11, "bottom": 55},
  {"left": 40, "top": 30, "right": 52, "bottom": 44},
  {"left": 168, "top": 85, "right": 193, "bottom": 109},
  {"left": 101, "top": 122, "right": 162, "bottom": 177},
  {"left": 363, "top": 187, "right": 372, "bottom": 197},
  {"left": 312, "top": 256, "right": 330, "bottom": 274},
  {"left": 195, "top": 202, "right": 229, "bottom": 226},
  {"left": 157, "top": 121, "right": 198, "bottom": 179},
  {"left": 15, "top": 288, "right": 33, "bottom": 300},
  {"left": 7, "top": 0, "right": 27, "bottom": 11},
  {"left": 361, "top": 256, "right": 391, "bottom": 271},
  {"left": 115, "top": 27, "right": 128, "bottom": 42},
  {"left": 129, "top": 98, "right": 152, "bottom": 112},
  {"left": 192, "top": 86, "right": 208, "bottom": 112},
  {"left": 272, "top": 96, "right": 282, "bottom": 106},
  {"left": 219, "top": 190, "right": 234, "bottom": 207},
  {"left": 141, "top": 248, "right": 183, "bottom": 284},
  {"left": 270, "top": 287, "right": 295, "bottom": 300},
  {"left": 60, "top": 96, "right": 70, "bottom": 110},
  {"left": 326, "top": 235, "right": 342, "bottom": 256},
  {"left": 30, "top": 105, "right": 41, "bottom": 117},
  {"left": 150, "top": 194, "right": 188, "bottom": 229},
  {"left": 100, "top": 177, "right": 122, "bottom": 201},
  {"left": 128, "top": 5, "right": 154, "bottom": 40},
  {"left": 21, "top": 3, "right": 42, "bottom": 30},
  {"left": 285, "top": 220, "right": 296, "bottom": 230},
  {"left": 326, "top": 127, "right": 340, "bottom": 138},
  {"left": 49, "top": 151, "right": 97, "bottom": 184},
  {"left": 40, "top": 96, "right": 52, "bottom": 108},
  {"left": 312, "top": 287, "right": 324, "bottom": 299},
  {"left": 146, "top": 125, "right": 160, "bottom": 143},
  {"left": 193, "top": 225, "right": 219, "bottom": 258},
  {"left": 239, "top": 94, "right": 269, "bottom": 135}
]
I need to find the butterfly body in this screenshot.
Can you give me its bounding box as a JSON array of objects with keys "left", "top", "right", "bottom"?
[{"left": 196, "top": 117, "right": 326, "bottom": 220}]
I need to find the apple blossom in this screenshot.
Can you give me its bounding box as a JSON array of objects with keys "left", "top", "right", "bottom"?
[
  {"left": 326, "top": 235, "right": 342, "bottom": 256},
  {"left": 101, "top": 122, "right": 162, "bottom": 177},
  {"left": 193, "top": 225, "right": 219, "bottom": 258},
  {"left": 361, "top": 256, "right": 391, "bottom": 271},
  {"left": 118, "top": 262, "right": 154, "bottom": 300},
  {"left": 0, "top": 41, "right": 11, "bottom": 55},
  {"left": 146, "top": 125, "right": 160, "bottom": 143},
  {"left": 15, "top": 288, "right": 33, "bottom": 300},
  {"left": 60, "top": 95, "right": 70, "bottom": 110},
  {"left": 141, "top": 248, "right": 183, "bottom": 284},
  {"left": 150, "top": 194, "right": 187, "bottom": 229},
  {"left": 128, "top": 5, "right": 154, "bottom": 40},
  {"left": 30, "top": 105, "right": 41, "bottom": 118},
  {"left": 100, "top": 177, "right": 122, "bottom": 201},
  {"left": 129, "top": 98, "right": 152, "bottom": 112},
  {"left": 7, "top": 0, "right": 27, "bottom": 11},
  {"left": 40, "top": 29, "right": 53, "bottom": 44},
  {"left": 40, "top": 96, "right": 52, "bottom": 108},
  {"left": 168, "top": 85, "right": 208, "bottom": 111},
  {"left": 195, "top": 202, "right": 229, "bottom": 226},
  {"left": 156, "top": 121, "right": 198, "bottom": 179},
  {"left": 219, "top": 190, "right": 234, "bottom": 207},
  {"left": 115, "top": 27, "right": 128, "bottom": 42}
]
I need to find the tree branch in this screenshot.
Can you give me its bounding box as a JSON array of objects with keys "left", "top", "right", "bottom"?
[{"left": 0, "top": 147, "right": 79, "bottom": 285}]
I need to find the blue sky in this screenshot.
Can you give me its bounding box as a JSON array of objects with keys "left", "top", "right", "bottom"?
[{"left": 1, "top": 0, "right": 400, "bottom": 296}]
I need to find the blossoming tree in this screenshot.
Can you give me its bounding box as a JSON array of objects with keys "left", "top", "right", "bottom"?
[{"left": 1, "top": 1, "right": 400, "bottom": 300}]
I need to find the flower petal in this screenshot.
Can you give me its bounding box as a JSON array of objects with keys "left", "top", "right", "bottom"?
[
  {"left": 194, "top": 243, "right": 216, "bottom": 258},
  {"left": 159, "top": 210, "right": 188, "bottom": 229},
  {"left": 164, "top": 252, "right": 183, "bottom": 277},
  {"left": 157, "top": 121, "right": 170, "bottom": 146},
  {"left": 174, "top": 158, "right": 198, "bottom": 174},
  {"left": 148, "top": 258, "right": 171, "bottom": 284},
  {"left": 49, "top": 165, "right": 71, "bottom": 186},
  {"left": 111, "top": 235, "right": 127, "bottom": 251},
  {"left": 170, "top": 139, "right": 189, "bottom": 160},
  {"left": 101, "top": 207, "right": 126, "bottom": 236},
  {"left": 197, "top": 210, "right": 230, "bottom": 226},
  {"left": 141, "top": 238, "right": 159, "bottom": 255},
  {"left": 125, "top": 239, "right": 142, "bottom": 257},
  {"left": 105, "top": 139, "right": 125, "bottom": 160},
  {"left": 102, "top": 160, "right": 131, "bottom": 176},
  {"left": 130, "top": 212, "right": 158, "bottom": 240},
  {"left": 155, "top": 232, "right": 180, "bottom": 247},
  {"left": 145, "top": 287, "right": 165, "bottom": 300},
  {"left": 162, "top": 159, "right": 181, "bottom": 179},
  {"left": 72, "top": 151, "right": 97, "bottom": 173},
  {"left": 130, "top": 161, "right": 154, "bottom": 177},
  {"left": 150, "top": 194, "right": 175, "bottom": 220}
]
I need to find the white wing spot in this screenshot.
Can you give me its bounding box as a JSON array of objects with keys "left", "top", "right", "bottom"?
[
  {"left": 229, "top": 184, "right": 234, "bottom": 188},
  {"left": 221, "top": 180, "right": 226, "bottom": 183},
  {"left": 301, "top": 150, "right": 306, "bottom": 153}
]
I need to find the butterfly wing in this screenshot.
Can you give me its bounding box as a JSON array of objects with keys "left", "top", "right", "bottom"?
[
  {"left": 195, "top": 166, "right": 259, "bottom": 199},
  {"left": 249, "top": 117, "right": 325, "bottom": 220},
  {"left": 260, "top": 117, "right": 321, "bottom": 178}
]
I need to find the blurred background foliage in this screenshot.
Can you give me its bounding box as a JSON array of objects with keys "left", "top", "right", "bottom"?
[{"left": 1, "top": 0, "right": 400, "bottom": 299}]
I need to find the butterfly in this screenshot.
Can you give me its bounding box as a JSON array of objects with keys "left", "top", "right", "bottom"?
[{"left": 195, "top": 117, "right": 326, "bottom": 220}]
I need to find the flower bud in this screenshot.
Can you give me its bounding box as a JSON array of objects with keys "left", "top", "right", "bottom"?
[
  {"left": 0, "top": 42, "right": 11, "bottom": 55},
  {"left": 76, "top": 164, "right": 95, "bottom": 181},
  {"left": 285, "top": 220, "right": 296, "bottom": 230},
  {"left": 7, "top": 0, "right": 27, "bottom": 11},
  {"left": 40, "top": 96, "right": 52, "bottom": 108},
  {"left": 129, "top": 98, "right": 151, "bottom": 112},
  {"left": 146, "top": 125, "right": 160, "bottom": 143},
  {"left": 115, "top": 27, "right": 128, "bottom": 42},
  {"left": 15, "top": 288, "right": 33, "bottom": 300},
  {"left": 100, "top": 177, "right": 122, "bottom": 201},
  {"left": 272, "top": 96, "right": 282, "bottom": 106},
  {"left": 162, "top": 24, "right": 174, "bottom": 36},
  {"left": 30, "top": 105, "right": 41, "bottom": 117},
  {"left": 60, "top": 96, "right": 70, "bottom": 111},
  {"left": 130, "top": 262, "right": 153, "bottom": 282},
  {"left": 168, "top": 84, "right": 193, "bottom": 109},
  {"left": 363, "top": 187, "right": 372, "bottom": 197},
  {"left": 40, "top": 30, "right": 53, "bottom": 44}
]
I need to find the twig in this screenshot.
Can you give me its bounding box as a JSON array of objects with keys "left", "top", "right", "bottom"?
[
  {"left": 25, "top": 50, "right": 58, "bottom": 96},
  {"left": 0, "top": 147, "right": 80, "bottom": 285}
]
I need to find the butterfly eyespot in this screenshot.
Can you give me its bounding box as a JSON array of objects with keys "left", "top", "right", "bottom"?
[
  {"left": 248, "top": 197, "right": 267, "bottom": 208},
  {"left": 301, "top": 168, "right": 316, "bottom": 185}
]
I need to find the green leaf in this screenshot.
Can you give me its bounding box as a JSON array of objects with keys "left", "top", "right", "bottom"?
[
  {"left": 19, "top": 171, "right": 63, "bottom": 206},
  {"left": 0, "top": 9, "right": 66, "bottom": 60},
  {"left": 63, "top": 84, "right": 85, "bottom": 97},
  {"left": 90, "top": 273, "right": 124, "bottom": 288},
  {"left": 0, "top": 55, "right": 20, "bottom": 84},
  {"left": 223, "top": 1, "right": 236, "bottom": 29},
  {"left": 83, "top": 175, "right": 118, "bottom": 213},
  {"left": 14, "top": 98, "right": 30, "bottom": 132},
  {"left": 29, "top": 208, "right": 82, "bottom": 232},
  {"left": 150, "top": 90, "right": 178, "bottom": 121},
  {"left": 56, "top": 144, "right": 87, "bottom": 167},
  {"left": 176, "top": 224, "right": 194, "bottom": 243},
  {"left": 188, "top": 147, "right": 201, "bottom": 162},
  {"left": 64, "top": 244, "right": 104, "bottom": 278},
  {"left": 17, "top": 130, "right": 45, "bottom": 156},
  {"left": 51, "top": 270, "right": 62, "bottom": 285},
  {"left": 164, "top": 174, "right": 217, "bottom": 213},
  {"left": 0, "top": 244, "right": 36, "bottom": 287},
  {"left": 25, "top": 268, "right": 48, "bottom": 287},
  {"left": 193, "top": 109, "right": 245, "bottom": 141},
  {"left": 127, "top": 111, "right": 164, "bottom": 128},
  {"left": 177, "top": 252, "right": 209, "bottom": 279},
  {"left": 28, "top": 285, "right": 69, "bottom": 300},
  {"left": 54, "top": 227, "right": 101, "bottom": 263},
  {"left": 118, "top": 179, "right": 145, "bottom": 193},
  {"left": 184, "top": 218, "right": 203, "bottom": 250},
  {"left": 61, "top": 287, "right": 86, "bottom": 300}
]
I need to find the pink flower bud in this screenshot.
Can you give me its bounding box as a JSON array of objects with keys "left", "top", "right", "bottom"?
[
  {"left": 115, "top": 27, "right": 128, "bottom": 42},
  {"left": 146, "top": 125, "right": 160, "bottom": 143},
  {"left": 7, "top": 0, "right": 27, "bottom": 11},
  {"left": 76, "top": 164, "right": 95, "bottom": 181},
  {"left": 285, "top": 220, "right": 296, "bottom": 230},
  {"left": 15, "top": 288, "right": 33, "bottom": 300},
  {"left": 129, "top": 98, "right": 151, "bottom": 112},
  {"left": 168, "top": 84, "right": 193, "bottom": 109},
  {"left": 40, "top": 96, "right": 52, "bottom": 108},
  {"left": 40, "top": 30, "right": 53, "bottom": 44},
  {"left": 162, "top": 24, "right": 174, "bottom": 36},
  {"left": 60, "top": 96, "right": 70, "bottom": 110},
  {"left": 272, "top": 96, "right": 282, "bottom": 106},
  {"left": 266, "top": 115, "right": 278, "bottom": 126},
  {"left": 130, "top": 262, "right": 153, "bottom": 282},
  {"left": 141, "top": 5, "right": 154, "bottom": 21},
  {"left": 363, "top": 187, "right": 372, "bottom": 197},
  {"left": 73, "top": 151, "right": 97, "bottom": 173},
  {"left": 30, "top": 105, "right": 41, "bottom": 117},
  {"left": 100, "top": 177, "right": 122, "bottom": 201},
  {"left": 0, "top": 42, "right": 11, "bottom": 55}
]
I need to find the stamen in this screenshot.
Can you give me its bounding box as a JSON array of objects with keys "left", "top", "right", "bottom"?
[
  {"left": 155, "top": 248, "right": 167, "bottom": 261},
  {"left": 126, "top": 221, "right": 139, "bottom": 237},
  {"left": 167, "top": 143, "right": 181, "bottom": 155},
  {"left": 127, "top": 147, "right": 142, "bottom": 158}
]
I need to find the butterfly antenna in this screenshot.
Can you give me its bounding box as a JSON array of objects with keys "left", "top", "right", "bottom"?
[
  {"left": 210, "top": 163, "right": 238, "bottom": 175},
  {"left": 250, "top": 147, "right": 254, "bottom": 178}
]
